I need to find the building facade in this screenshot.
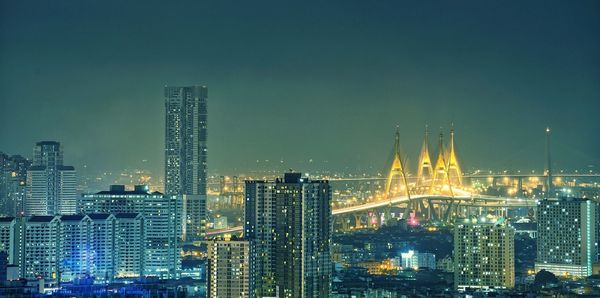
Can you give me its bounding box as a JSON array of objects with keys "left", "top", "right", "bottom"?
[
  {"left": 22, "top": 216, "right": 62, "bottom": 283},
  {"left": 207, "top": 239, "right": 250, "bottom": 298},
  {"left": 114, "top": 213, "right": 144, "bottom": 278},
  {"left": 0, "top": 153, "right": 30, "bottom": 217},
  {"left": 164, "top": 85, "right": 208, "bottom": 242},
  {"left": 245, "top": 172, "right": 332, "bottom": 298},
  {"left": 454, "top": 218, "right": 515, "bottom": 291},
  {"left": 0, "top": 217, "right": 20, "bottom": 265},
  {"left": 535, "top": 198, "right": 598, "bottom": 278},
  {"left": 79, "top": 185, "right": 181, "bottom": 278},
  {"left": 61, "top": 215, "right": 93, "bottom": 282},
  {"left": 0, "top": 214, "right": 142, "bottom": 283},
  {"left": 88, "top": 214, "right": 117, "bottom": 282},
  {"left": 399, "top": 250, "right": 436, "bottom": 270},
  {"left": 25, "top": 142, "right": 77, "bottom": 216}
]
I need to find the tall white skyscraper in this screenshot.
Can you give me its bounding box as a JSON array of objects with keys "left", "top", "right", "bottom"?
[
  {"left": 245, "top": 172, "right": 332, "bottom": 298},
  {"left": 454, "top": 218, "right": 515, "bottom": 291},
  {"left": 25, "top": 142, "right": 76, "bottom": 215},
  {"left": 535, "top": 198, "right": 598, "bottom": 278},
  {"left": 164, "top": 85, "right": 208, "bottom": 243}
]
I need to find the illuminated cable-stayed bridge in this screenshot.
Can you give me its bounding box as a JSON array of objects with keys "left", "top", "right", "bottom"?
[{"left": 207, "top": 126, "right": 597, "bottom": 236}]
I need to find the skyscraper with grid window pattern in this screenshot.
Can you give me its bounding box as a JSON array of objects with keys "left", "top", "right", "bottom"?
[{"left": 164, "top": 86, "right": 207, "bottom": 242}]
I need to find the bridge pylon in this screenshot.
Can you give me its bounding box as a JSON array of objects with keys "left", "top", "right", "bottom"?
[
  {"left": 384, "top": 127, "right": 410, "bottom": 197},
  {"left": 384, "top": 127, "right": 412, "bottom": 219},
  {"left": 431, "top": 130, "right": 453, "bottom": 196},
  {"left": 416, "top": 125, "right": 433, "bottom": 193},
  {"left": 446, "top": 126, "right": 463, "bottom": 187}
]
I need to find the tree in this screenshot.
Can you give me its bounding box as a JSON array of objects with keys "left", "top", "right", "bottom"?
[{"left": 534, "top": 269, "right": 558, "bottom": 286}]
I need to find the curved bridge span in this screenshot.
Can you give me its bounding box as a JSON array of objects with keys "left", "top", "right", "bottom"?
[{"left": 206, "top": 194, "right": 536, "bottom": 236}]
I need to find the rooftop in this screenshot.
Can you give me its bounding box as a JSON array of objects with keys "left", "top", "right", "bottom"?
[
  {"left": 28, "top": 215, "right": 58, "bottom": 223},
  {"left": 60, "top": 214, "right": 87, "bottom": 222}
]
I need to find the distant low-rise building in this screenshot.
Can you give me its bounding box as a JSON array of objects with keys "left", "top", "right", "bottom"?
[
  {"left": 399, "top": 250, "right": 436, "bottom": 270},
  {"left": 510, "top": 222, "right": 537, "bottom": 239}
]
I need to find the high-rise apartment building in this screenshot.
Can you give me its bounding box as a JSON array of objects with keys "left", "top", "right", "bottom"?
[
  {"left": 61, "top": 214, "right": 118, "bottom": 282},
  {"left": 454, "top": 218, "right": 515, "bottom": 291},
  {"left": 114, "top": 213, "right": 144, "bottom": 278},
  {"left": 535, "top": 198, "right": 598, "bottom": 278},
  {"left": 207, "top": 238, "right": 250, "bottom": 298},
  {"left": 164, "top": 85, "right": 208, "bottom": 243},
  {"left": 88, "top": 213, "right": 117, "bottom": 282},
  {"left": 79, "top": 185, "right": 181, "bottom": 278},
  {"left": 0, "top": 213, "right": 142, "bottom": 283},
  {"left": 245, "top": 172, "right": 332, "bottom": 298},
  {"left": 22, "top": 215, "right": 62, "bottom": 283},
  {"left": 61, "top": 214, "right": 93, "bottom": 282},
  {"left": 0, "top": 217, "right": 19, "bottom": 265},
  {"left": 0, "top": 153, "right": 30, "bottom": 216},
  {"left": 25, "top": 142, "right": 76, "bottom": 215}
]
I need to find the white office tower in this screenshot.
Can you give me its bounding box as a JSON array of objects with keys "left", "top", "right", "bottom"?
[
  {"left": 207, "top": 238, "right": 250, "bottom": 298},
  {"left": 535, "top": 198, "right": 598, "bottom": 278},
  {"left": 25, "top": 142, "right": 76, "bottom": 215},
  {"left": 454, "top": 218, "right": 515, "bottom": 292}
]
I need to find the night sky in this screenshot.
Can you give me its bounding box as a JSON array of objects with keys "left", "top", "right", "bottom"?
[{"left": 1, "top": 0, "right": 599, "bottom": 176}]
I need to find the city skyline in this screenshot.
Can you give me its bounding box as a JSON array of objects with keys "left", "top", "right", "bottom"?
[
  {"left": 1, "top": 2, "right": 600, "bottom": 296},
  {"left": 1, "top": 1, "right": 599, "bottom": 175}
]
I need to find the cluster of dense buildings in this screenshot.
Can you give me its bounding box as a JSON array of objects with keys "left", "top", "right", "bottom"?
[
  {"left": 0, "top": 142, "right": 76, "bottom": 217},
  {"left": 0, "top": 86, "right": 335, "bottom": 298},
  {"left": 0, "top": 184, "right": 181, "bottom": 286},
  {"left": 452, "top": 197, "right": 599, "bottom": 294},
  {"left": 2, "top": 84, "right": 600, "bottom": 298},
  {"left": 328, "top": 197, "right": 599, "bottom": 296},
  {"left": 208, "top": 172, "right": 333, "bottom": 298},
  {"left": 0, "top": 86, "right": 210, "bottom": 294}
]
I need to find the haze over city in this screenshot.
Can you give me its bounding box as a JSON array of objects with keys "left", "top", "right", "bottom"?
[
  {"left": 2, "top": 2, "right": 600, "bottom": 297},
  {"left": 1, "top": 0, "right": 599, "bottom": 176}
]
